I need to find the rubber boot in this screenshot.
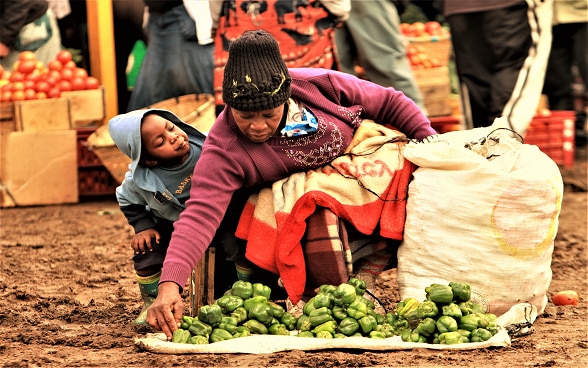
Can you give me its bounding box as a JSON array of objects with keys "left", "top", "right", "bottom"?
[{"left": 134, "top": 271, "right": 160, "bottom": 325}]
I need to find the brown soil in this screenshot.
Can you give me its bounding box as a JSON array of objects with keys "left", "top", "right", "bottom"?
[{"left": 1, "top": 147, "right": 586, "bottom": 368}]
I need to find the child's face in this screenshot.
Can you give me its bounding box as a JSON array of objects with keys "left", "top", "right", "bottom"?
[
  {"left": 231, "top": 105, "right": 284, "bottom": 143},
  {"left": 141, "top": 113, "right": 190, "bottom": 167}
]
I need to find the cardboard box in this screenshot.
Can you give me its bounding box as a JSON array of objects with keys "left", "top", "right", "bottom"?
[
  {"left": 1, "top": 130, "right": 78, "bottom": 207},
  {"left": 413, "top": 66, "right": 452, "bottom": 117}
]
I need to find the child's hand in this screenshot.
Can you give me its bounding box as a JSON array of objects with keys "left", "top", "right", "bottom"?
[{"left": 131, "top": 229, "right": 160, "bottom": 254}]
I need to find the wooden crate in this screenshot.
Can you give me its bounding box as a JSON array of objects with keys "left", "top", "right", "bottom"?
[
  {"left": 62, "top": 86, "right": 106, "bottom": 127},
  {"left": 413, "top": 66, "right": 452, "bottom": 117},
  {"left": 408, "top": 35, "right": 452, "bottom": 67}
]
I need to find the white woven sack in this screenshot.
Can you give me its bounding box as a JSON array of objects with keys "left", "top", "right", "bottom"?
[{"left": 397, "top": 125, "right": 563, "bottom": 316}]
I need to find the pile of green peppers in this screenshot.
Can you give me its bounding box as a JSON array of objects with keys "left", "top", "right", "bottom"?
[
  {"left": 171, "top": 280, "right": 298, "bottom": 344},
  {"left": 393, "top": 281, "right": 501, "bottom": 345}
]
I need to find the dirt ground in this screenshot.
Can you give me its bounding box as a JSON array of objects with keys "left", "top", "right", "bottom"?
[{"left": 0, "top": 145, "right": 586, "bottom": 368}]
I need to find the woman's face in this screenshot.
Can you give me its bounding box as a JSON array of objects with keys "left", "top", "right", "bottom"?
[
  {"left": 231, "top": 105, "right": 284, "bottom": 143},
  {"left": 141, "top": 113, "right": 190, "bottom": 166}
]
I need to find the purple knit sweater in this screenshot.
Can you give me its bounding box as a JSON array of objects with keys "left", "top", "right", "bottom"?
[{"left": 161, "top": 68, "right": 436, "bottom": 288}]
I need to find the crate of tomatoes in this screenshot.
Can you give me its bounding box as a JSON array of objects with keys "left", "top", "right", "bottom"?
[{"left": 0, "top": 50, "right": 104, "bottom": 131}]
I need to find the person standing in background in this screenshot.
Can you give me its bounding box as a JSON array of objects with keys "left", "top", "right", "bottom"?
[
  {"left": 126, "top": 0, "right": 215, "bottom": 111},
  {"left": 334, "top": 0, "right": 429, "bottom": 115},
  {"left": 442, "top": 0, "right": 553, "bottom": 132},
  {"left": 542, "top": 0, "right": 587, "bottom": 146},
  {"left": 0, "top": 0, "right": 62, "bottom": 69}
]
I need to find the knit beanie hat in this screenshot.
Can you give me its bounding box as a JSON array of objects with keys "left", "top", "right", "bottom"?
[{"left": 222, "top": 29, "right": 292, "bottom": 111}]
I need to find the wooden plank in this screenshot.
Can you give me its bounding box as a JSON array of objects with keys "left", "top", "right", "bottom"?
[
  {"left": 189, "top": 247, "right": 216, "bottom": 317},
  {"left": 15, "top": 98, "right": 71, "bottom": 131},
  {"left": 61, "top": 87, "right": 106, "bottom": 127},
  {"left": 86, "top": 1, "right": 118, "bottom": 123}
]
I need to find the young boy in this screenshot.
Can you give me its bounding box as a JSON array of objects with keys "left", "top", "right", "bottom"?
[{"left": 108, "top": 109, "right": 206, "bottom": 325}]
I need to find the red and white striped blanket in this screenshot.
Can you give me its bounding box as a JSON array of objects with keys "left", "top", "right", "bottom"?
[{"left": 235, "top": 123, "right": 416, "bottom": 303}]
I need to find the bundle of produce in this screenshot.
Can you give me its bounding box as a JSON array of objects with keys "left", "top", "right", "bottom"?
[{"left": 391, "top": 282, "right": 500, "bottom": 345}]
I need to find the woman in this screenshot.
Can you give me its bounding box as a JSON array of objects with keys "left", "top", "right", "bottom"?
[{"left": 146, "top": 29, "right": 435, "bottom": 340}]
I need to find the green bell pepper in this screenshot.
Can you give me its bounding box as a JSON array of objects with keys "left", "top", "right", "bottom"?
[
  {"left": 313, "top": 293, "right": 334, "bottom": 309},
  {"left": 243, "top": 319, "right": 269, "bottom": 334},
  {"left": 374, "top": 312, "right": 385, "bottom": 326},
  {"left": 438, "top": 331, "right": 463, "bottom": 345},
  {"left": 232, "top": 326, "right": 251, "bottom": 338},
  {"left": 449, "top": 282, "right": 471, "bottom": 302},
  {"left": 280, "top": 312, "right": 297, "bottom": 330},
  {"left": 442, "top": 303, "right": 463, "bottom": 319},
  {"left": 357, "top": 296, "right": 375, "bottom": 310},
  {"left": 312, "top": 320, "right": 337, "bottom": 335},
  {"left": 231, "top": 280, "right": 253, "bottom": 299},
  {"left": 392, "top": 317, "right": 409, "bottom": 335},
  {"left": 416, "top": 317, "right": 437, "bottom": 337},
  {"left": 267, "top": 301, "right": 285, "bottom": 319},
  {"left": 268, "top": 323, "right": 290, "bottom": 335},
  {"left": 456, "top": 329, "right": 472, "bottom": 340},
  {"left": 171, "top": 328, "right": 191, "bottom": 344},
  {"left": 180, "top": 315, "right": 194, "bottom": 330},
  {"left": 369, "top": 330, "right": 387, "bottom": 339},
  {"left": 332, "top": 305, "right": 348, "bottom": 320},
  {"left": 188, "top": 319, "right": 213, "bottom": 337},
  {"left": 458, "top": 301, "right": 485, "bottom": 315},
  {"left": 347, "top": 277, "right": 367, "bottom": 297},
  {"left": 385, "top": 312, "right": 398, "bottom": 326},
  {"left": 318, "top": 284, "right": 337, "bottom": 295},
  {"left": 358, "top": 315, "right": 377, "bottom": 334},
  {"left": 248, "top": 302, "right": 274, "bottom": 325},
  {"left": 252, "top": 283, "right": 272, "bottom": 299},
  {"left": 458, "top": 314, "right": 480, "bottom": 331},
  {"left": 338, "top": 317, "right": 360, "bottom": 336},
  {"left": 395, "top": 298, "right": 420, "bottom": 319},
  {"left": 426, "top": 284, "right": 454, "bottom": 304},
  {"left": 347, "top": 299, "right": 368, "bottom": 319},
  {"left": 401, "top": 328, "right": 426, "bottom": 343},
  {"left": 216, "top": 295, "right": 244, "bottom": 314},
  {"left": 188, "top": 335, "right": 209, "bottom": 344},
  {"left": 230, "top": 306, "right": 248, "bottom": 324},
  {"left": 374, "top": 323, "right": 395, "bottom": 338},
  {"left": 303, "top": 296, "right": 317, "bottom": 315},
  {"left": 315, "top": 330, "right": 333, "bottom": 339},
  {"left": 308, "top": 306, "right": 334, "bottom": 327},
  {"left": 436, "top": 315, "right": 458, "bottom": 333},
  {"left": 296, "top": 314, "right": 312, "bottom": 332},
  {"left": 297, "top": 331, "right": 314, "bottom": 338},
  {"left": 210, "top": 328, "right": 234, "bottom": 343},
  {"left": 217, "top": 316, "right": 238, "bottom": 334},
  {"left": 417, "top": 300, "right": 439, "bottom": 319},
  {"left": 475, "top": 313, "right": 491, "bottom": 329},
  {"left": 470, "top": 328, "right": 493, "bottom": 342},
  {"left": 333, "top": 333, "right": 347, "bottom": 339},
  {"left": 243, "top": 295, "right": 268, "bottom": 311},
  {"left": 198, "top": 304, "right": 223, "bottom": 326},
  {"left": 333, "top": 283, "right": 357, "bottom": 307}
]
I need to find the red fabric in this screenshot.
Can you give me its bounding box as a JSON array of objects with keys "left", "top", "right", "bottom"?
[
  {"left": 236, "top": 126, "right": 416, "bottom": 303},
  {"left": 213, "top": 0, "right": 339, "bottom": 106}
]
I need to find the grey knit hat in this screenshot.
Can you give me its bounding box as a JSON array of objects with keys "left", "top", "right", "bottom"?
[{"left": 222, "top": 30, "right": 292, "bottom": 111}]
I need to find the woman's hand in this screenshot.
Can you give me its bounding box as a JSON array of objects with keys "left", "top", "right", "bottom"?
[
  {"left": 146, "top": 282, "right": 184, "bottom": 340},
  {"left": 132, "top": 228, "right": 160, "bottom": 254}
]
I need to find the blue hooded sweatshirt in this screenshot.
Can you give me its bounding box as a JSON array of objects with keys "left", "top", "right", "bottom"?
[{"left": 108, "top": 109, "right": 206, "bottom": 232}]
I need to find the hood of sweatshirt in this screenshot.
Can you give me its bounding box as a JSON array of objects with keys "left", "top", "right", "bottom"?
[{"left": 108, "top": 109, "right": 206, "bottom": 176}]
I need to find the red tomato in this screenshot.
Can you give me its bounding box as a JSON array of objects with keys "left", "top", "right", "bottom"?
[
  {"left": 11, "top": 81, "right": 25, "bottom": 91},
  {"left": 35, "top": 80, "right": 50, "bottom": 93},
  {"left": 424, "top": 21, "right": 442, "bottom": 36},
  {"left": 552, "top": 290, "right": 579, "bottom": 306},
  {"left": 17, "top": 60, "right": 36, "bottom": 74},
  {"left": 73, "top": 68, "right": 88, "bottom": 79},
  {"left": 24, "top": 88, "right": 37, "bottom": 100},
  {"left": 58, "top": 79, "right": 72, "bottom": 92},
  {"left": 56, "top": 50, "right": 73, "bottom": 65},
  {"left": 85, "top": 76, "right": 100, "bottom": 90},
  {"left": 19, "top": 51, "right": 36, "bottom": 62},
  {"left": 24, "top": 69, "right": 42, "bottom": 82},
  {"left": 60, "top": 68, "right": 74, "bottom": 81},
  {"left": 1, "top": 90, "right": 12, "bottom": 102},
  {"left": 63, "top": 60, "right": 77, "bottom": 69},
  {"left": 70, "top": 76, "right": 86, "bottom": 91},
  {"left": 23, "top": 80, "right": 36, "bottom": 90},
  {"left": 47, "top": 70, "right": 61, "bottom": 81},
  {"left": 9, "top": 71, "right": 25, "bottom": 82},
  {"left": 47, "top": 87, "right": 61, "bottom": 98},
  {"left": 47, "top": 59, "right": 63, "bottom": 71},
  {"left": 11, "top": 90, "right": 25, "bottom": 101},
  {"left": 35, "top": 91, "right": 47, "bottom": 100}
]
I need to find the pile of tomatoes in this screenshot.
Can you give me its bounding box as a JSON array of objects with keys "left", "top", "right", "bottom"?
[{"left": 0, "top": 50, "right": 100, "bottom": 102}]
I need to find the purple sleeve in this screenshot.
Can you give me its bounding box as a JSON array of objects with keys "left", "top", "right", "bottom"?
[{"left": 321, "top": 70, "right": 436, "bottom": 140}]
